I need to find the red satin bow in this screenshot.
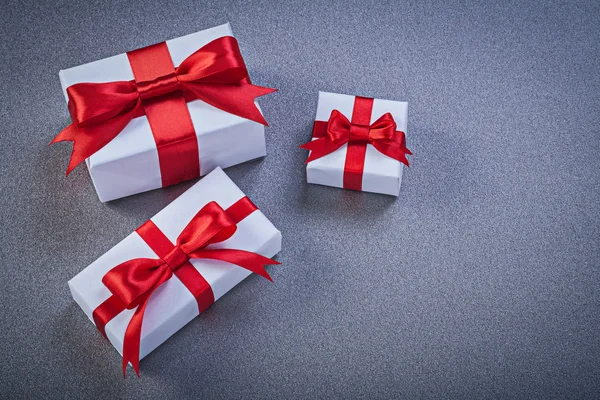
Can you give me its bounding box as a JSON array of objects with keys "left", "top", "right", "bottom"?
[
  {"left": 51, "top": 36, "right": 276, "bottom": 175},
  {"left": 98, "top": 200, "right": 278, "bottom": 377},
  {"left": 301, "top": 109, "right": 412, "bottom": 166}
]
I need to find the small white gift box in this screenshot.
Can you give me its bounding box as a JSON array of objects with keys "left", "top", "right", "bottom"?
[{"left": 303, "top": 91, "right": 410, "bottom": 196}]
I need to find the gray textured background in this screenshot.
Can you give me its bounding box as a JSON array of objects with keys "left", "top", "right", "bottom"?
[{"left": 1, "top": 0, "right": 599, "bottom": 398}]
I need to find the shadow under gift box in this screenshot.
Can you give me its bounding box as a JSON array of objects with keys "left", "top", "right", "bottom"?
[
  {"left": 68, "top": 167, "right": 282, "bottom": 362},
  {"left": 59, "top": 23, "right": 268, "bottom": 202}
]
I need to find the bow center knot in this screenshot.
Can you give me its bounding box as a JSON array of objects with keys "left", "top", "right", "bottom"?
[
  {"left": 349, "top": 123, "right": 372, "bottom": 142},
  {"left": 163, "top": 246, "right": 189, "bottom": 271},
  {"left": 136, "top": 72, "right": 180, "bottom": 100}
]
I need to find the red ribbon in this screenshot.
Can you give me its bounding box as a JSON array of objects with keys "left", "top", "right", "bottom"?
[
  {"left": 51, "top": 36, "right": 276, "bottom": 186},
  {"left": 301, "top": 96, "right": 412, "bottom": 191},
  {"left": 91, "top": 197, "right": 279, "bottom": 377}
]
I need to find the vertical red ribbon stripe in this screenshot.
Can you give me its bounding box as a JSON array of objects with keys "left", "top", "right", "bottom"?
[
  {"left": 343, "top": 96, "right": 374, "bottom": 191},
  {"left": 127, "top": 43, "right": 200, "bottom": 187}
]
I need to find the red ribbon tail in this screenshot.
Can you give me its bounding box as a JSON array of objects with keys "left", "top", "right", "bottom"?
[
  {"left": 398, "top": 153, "right": 410, "bottom": 167},
  {"left": 372, "top": 142, "right": 412, "bottom": 167},
  {"left": 249, "top": 85, "right": 278, "bottom": 126},
  {"left": 183, "top": 82, "right": 276, "bottom": 126},
  {"left": 122, "top": 301, "right": 145, "bottom": 378},
  {"left": 50, "top": 125, "right": 82, "bottom": 176},
  {"left": 301, "top": 138, "right": 346, "bottom": 163},
  {"left": 254, "top": 85, "right": 278, "bottom": 97},
  {"left": 121, "top": 292, "right": 154, "bottom": 378},
  {"left": 120, "top": 267, "right": 172, "bottom": 378},
  {"left": 51, "top": 104, "right": 139, "bottom": 176},
  {"left": 49, "top": 125, "right": 74, "bottom": 145},
  {"left": 190, "top": 249, "right": 279, "bottom": 282}
]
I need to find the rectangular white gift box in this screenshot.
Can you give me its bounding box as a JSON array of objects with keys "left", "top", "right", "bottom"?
[
  {"left": 68, "top": 167, "right": 282, "bottom": 362},
  {"left": 60, "top": 23, "right": 268, "bottom": 202},
  {"left": 306, "top": 91, "right": 408, "bottom": 196}
]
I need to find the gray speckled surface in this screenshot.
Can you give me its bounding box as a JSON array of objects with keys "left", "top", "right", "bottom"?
[{"left": 1, "top": 0, "right": 599, "bottom": 398}]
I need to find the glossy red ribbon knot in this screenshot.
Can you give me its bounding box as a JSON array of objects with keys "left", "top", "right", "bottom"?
[
  {"left": 92, "top": 197, "right": 279, "bottom": 377},
  {"left": 51, "top": 36, "right": 276, "bottom": 187},
  {"left": 301, "top": 96, "right": 412, "bottom": 191}
]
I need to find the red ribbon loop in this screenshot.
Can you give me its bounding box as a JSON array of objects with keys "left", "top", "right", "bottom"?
[
  {"left": 300, "top": 96, "right": 412, "bottom": 191},
  {"left": 92, "top": 199, "right": 279, "bottom": 377},
  {"left": 66, "top": 81, "right": 139, "bottom": 127},
  {"left": 52, "top": 36, "right": 277, "bottom": 177}
]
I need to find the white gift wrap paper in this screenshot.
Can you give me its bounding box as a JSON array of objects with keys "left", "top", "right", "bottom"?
[
  {"left": 306, "top": 91, "right": 408, "bottom": 196},
  {"left": 59, "top": 23, "right": 268, "bottom": 202},
  {"left": 68, "top": 167, "right": 282, "bottom": 361}
]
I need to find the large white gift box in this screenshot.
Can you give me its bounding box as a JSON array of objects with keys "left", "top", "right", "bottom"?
[
  {"left": 68, "top": 167, "right": 282, "bottom": 373},
  {"left": 58, "top": 23, "right": 271, "bottom": 202},
  {"left": 304, "top": 91, "right": 410, "bottom": 196}
]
